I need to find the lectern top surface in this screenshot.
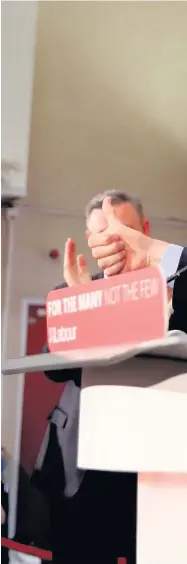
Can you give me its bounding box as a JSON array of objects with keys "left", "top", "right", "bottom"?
[{"left": 2, "top": 331, "right": 187, "bottom": 375}]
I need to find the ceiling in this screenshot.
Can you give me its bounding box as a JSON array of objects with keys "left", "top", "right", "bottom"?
[{"left": 26, "top": 1, "right": 187, "bottom": 222}]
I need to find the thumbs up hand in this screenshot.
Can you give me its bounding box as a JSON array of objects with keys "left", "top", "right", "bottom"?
[
  {"left": 63, "top": 238, "right": 91, "bottom": 286},
  {"left": 88, "top": 197, "right": 168, "bottom": 276}
]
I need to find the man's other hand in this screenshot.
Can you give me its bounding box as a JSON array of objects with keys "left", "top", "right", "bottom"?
[
  {"left": 63, "top": 238, "right": 91, "bottom": 286},
  {"left": 88, "top": 197, "right": 169, "bottom": 275}
]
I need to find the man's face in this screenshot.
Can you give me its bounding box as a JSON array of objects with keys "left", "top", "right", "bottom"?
[{"left": 87, "top": 201, "right": 150, "bottom": 235}]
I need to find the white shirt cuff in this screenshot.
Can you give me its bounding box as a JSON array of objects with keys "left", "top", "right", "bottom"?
[{"left": 161, "top": 245, "right": 183, "bottom": 287}]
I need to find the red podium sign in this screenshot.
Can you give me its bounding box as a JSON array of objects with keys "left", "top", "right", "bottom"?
[{"left": 46, "top": 266, "right": 168, "bottom": 354}]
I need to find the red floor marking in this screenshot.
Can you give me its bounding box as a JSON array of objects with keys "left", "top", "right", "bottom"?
[
  {"left": 2, "top": 537, "right": 126, "bottom": 563},
  {"left": 1, "top": 538, "right": 53, "bottom": 560}
]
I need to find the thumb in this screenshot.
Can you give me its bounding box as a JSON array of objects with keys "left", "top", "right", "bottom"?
[
  {"left": 63, "top": 238, "right": 76, "bottom": 271},
  {"left": 102, "top": 196, "right": 134, "bottom": 242},
  {"left": 102, "top": 197, "right": 118, "bottom": 226}
]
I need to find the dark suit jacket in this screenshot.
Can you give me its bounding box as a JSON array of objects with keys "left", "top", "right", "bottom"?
[
  {"left": 169, "top": 247, "right": 187, "bottom": 333},
  {"left": 1, "top": 482, "right": 9, "bottom": 564}
]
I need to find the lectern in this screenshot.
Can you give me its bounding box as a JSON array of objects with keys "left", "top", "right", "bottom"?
[
  {"left": 78, "top": 332, "right": 187, "bottom": 564},
  {"left": 2, "top": 331, "right": 187, "bottom": 564}
]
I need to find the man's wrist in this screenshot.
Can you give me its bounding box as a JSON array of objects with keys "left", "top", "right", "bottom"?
[{"left": 147, "top": 238, "right": 169, "bottom": 266}]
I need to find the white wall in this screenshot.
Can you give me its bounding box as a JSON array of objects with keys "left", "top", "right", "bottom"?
[
  {"left": 26, "top": 1, "right": 187, "bottom": 219},
  {"left": 1, "top": 1, "right": 37, "bottom": 197},
  {"left": 2, "top": 210, "right": 187, "bottom": 456}
]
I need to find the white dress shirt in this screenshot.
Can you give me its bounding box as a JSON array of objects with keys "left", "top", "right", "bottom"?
[{"left": 161, "top": 245, "right": 183, "bottom": 288}]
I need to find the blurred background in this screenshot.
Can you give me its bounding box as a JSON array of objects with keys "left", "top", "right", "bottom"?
[{"left": 1, "top": 0, "right": 187, "bottom": 502}]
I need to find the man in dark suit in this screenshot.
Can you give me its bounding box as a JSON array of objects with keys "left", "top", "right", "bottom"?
[
  {"left": 43, "top": 190, "right": 186, "bottom": 564},
  {"left": 42, "top": 191, "right": 152, "bottom": 564}
]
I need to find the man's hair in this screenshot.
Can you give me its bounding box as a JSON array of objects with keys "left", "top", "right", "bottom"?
[{"left": 85, "top": 189, "right": 144, "bottom": 220}]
